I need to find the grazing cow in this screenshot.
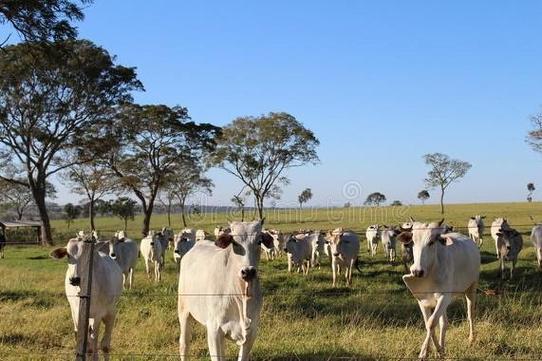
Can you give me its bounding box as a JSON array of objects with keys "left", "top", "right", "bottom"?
[
  {"left": 178, "top": 220, "right": 273, "bottom": 361},
  {"left": 366, "top": 225, "right": 380, "bottom": 256},
  {"left": 173, "top": 230, "right": 196, "bottom": 267},
  {"left": 380, "top": 226, "right": 400, "bottom": 263},
  {"left": 108, "top": 231, "right": 138, "bottom": 289},
  {"left": 50, "top": 236, "right": 123, "bottom": 361},
  {"left": 284, "top": 233, "right": 313, "bottom": 274},
  {"left": 496, "top": 228, "right": 523, "bottom": 280},
  {"left": 140, "top": 231, "right": 163, "bottom": 282},
  {"left": 195, "top": 229, "right": 207, "bottom": 242},
  {"left": 467, "top": 215, "right": 485, "bottom": 248},
  {"left": 400, "top": 220, "right": 480, "bottom": 360},
  {"left": 491, "top": 218, "right": 510, "bottom": 258},
  {"left": 214, "top": 226, "right": 231, "bottom": 239},
  {"left": 325, "top": 228, "right": 360, "bottom": 287},
  {"left": 0, "top": 230, "right": 5, "bottom": 259},
  {"left": 531, "top": 224, "right": 542, "bottom": 269}
]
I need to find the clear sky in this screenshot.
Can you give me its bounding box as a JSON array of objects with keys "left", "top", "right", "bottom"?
[{"left": 6, "top": 1, "right": 542, "bottom": 207}]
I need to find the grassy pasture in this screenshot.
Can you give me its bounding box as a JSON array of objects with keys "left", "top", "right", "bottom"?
[{"left": 1, "top": 202, "right": 542, "bottom": 360}]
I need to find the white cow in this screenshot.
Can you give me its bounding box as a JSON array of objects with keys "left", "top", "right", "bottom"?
[
  {"left": 325, "top": 228, "right": 360, "bottom": 287},
  {"left": 491, "top": 218, "right": 510, "bottom": 258},
  {"left": 467, "top": 215, "right": 485, "bottom": 248},
  {"left": 380, "top": 226, "right": 400, "bottom": 263},
  {"left": 271, "top": 230, "right": 286, "bottom": 257},
  {"left": 50, "top": 236, "right": 123, "bottom": 361},
  {"left": 140, "top": 231, "right": 163, "bottom": 282},
  {"left": 284, "top": 233, "right": 313, "bottom": 274},
  {"left": 173, "top": 230, "right": 196, "bottom": 267},
  {"left": 178, "top": 221, "right": 274, "bottom": 361},
  {"left": 108, "top": 231, "right": 138, "bottom": 289},
  {"left": 366, "top": 225, "right": 380, "bottom": 256},
  {"left": 195, "top": 229, "right": 207, "bottom": 242},
  {"left": 308, "top": 231, "right": 326, "bottom": 268},
  {"left": 496, "top": 228, "right": 523, "bottom": 279},
  {"left": 531, "top": 224, "right": 542, "bottom": 269},
  {"left": 400, "top": 220, "right": 480, "bottom": 360}
]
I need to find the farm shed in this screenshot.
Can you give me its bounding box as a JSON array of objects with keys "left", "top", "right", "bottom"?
[{"left": 0, "top": 220, "right": 42, "bottom": 244}]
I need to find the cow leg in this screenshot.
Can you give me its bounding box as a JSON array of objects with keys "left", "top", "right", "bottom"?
[
  {"left": 88, "top": 318, "right": 100, "bottom": 361},
  {"left": 145, "top": 258, "right": 151, "bottom": 279},
  {"left": 129, "top": 267, "right": 134, "bottom": 289},
  {"left": 179, "top": 311, "right": 193, "bottom": 361},
  {"left": 511, "top": 259, "right": 516, "bottom": 279},
  {"left": 206, "top": 326, "right": 225, "bottom": 361},
  {"left": 418, "top": 305, "right": 434, "bottom": 360},
  {"left": 500, "top": 258, "right": 506, "bottom": 280},
  {"left": 438, "top": 313, "right": 448, "bottom": 356},
  {"left": 332, "top": 258, "right": 337, "bottom": 287},
  {"left": 238, "top": 329, "right": 258, "bottom": 361},
  {"left": 419, "top": 297, "right": 450, "bottom": 360},
  {"left": 465, "top": 283, "right": 477, "bottom": 343},
  {"left": 101, "top": 312, "right": 116, "bottom": 361},
  {"left": 479, "top": 236, "right": 483, "bottom": 248}
]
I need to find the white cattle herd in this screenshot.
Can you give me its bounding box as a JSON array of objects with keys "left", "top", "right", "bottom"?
[{"left": 47, "top": 215, "right": 542, "bottom": 360}]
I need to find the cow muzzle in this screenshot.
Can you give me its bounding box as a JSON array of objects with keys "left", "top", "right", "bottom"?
[
  {"left": 110, "top": 253, "right": 116, "bottom": 259},
  {"left": 412, "top": 269, "right": 425, "bottom": 278},
  {"left": 69, "top": 276, "right": 81, "bottom": 286},
  {"left": 333, "top": 252, "right": 340, "bottom": 257},
  {"left": 174, "top": 249, "right": 181, "bottom": 254},
  {"left": 240, "top": 267, "right": 257, "bottom": 281}
]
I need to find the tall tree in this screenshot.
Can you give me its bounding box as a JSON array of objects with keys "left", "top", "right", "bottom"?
[
  {"left": 210, "top": 112, "right": 319, "bottom": 219},
  {"left": 0, "top": 178, "right": 55, "bottom": 220},
  {"left": 63, "top": 202, "right": 81, "bottom": 229},
  {"left": 527, "top": 182, "right": 535, "bottom": 203},
  {"left": 417, "top": 190, "right": 430, "bottom": 205},
  {"left": 527, "top": 112, "right": 542, "bottom": 154},
  {"left": 364, "top": 192, "right": 386, "bottom": 206},
  {"left": 63, "top": 162, "right": 116, "bottom": 230},
  {"left": 423, "top": 153, "right": 472, "bottom": 214},
  {"left": 158, "top": 189, "right": 175, "bottom": 228},
  {"left": 298, "top": 188, "right": 313, "bottom": 209},
  {"left": 231, "top": 192, "right": 246, "bottom": 222},
  {"left": 0, "top": 40, "right": 141, "bottom": 244},
  {"left": 103, "top": 104, "right": 219, "bottom": 235},
  {"left": 0, "top": 0, "right": 91, "bottom": 44},
  {"left": 111, "top": 197, "right": 137, "bottom": 231}
]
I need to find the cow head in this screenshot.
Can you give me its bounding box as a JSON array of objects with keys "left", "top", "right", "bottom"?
[
  {"left": 496, "top": 228, "right": 520, "bottom": 259},
  {"left": 215, "top": 220, "right": 270, "bottom": 282},
  {"left": 50, "top": 236, "right": 95, "bottom": 287},
  {"left": 400, "top": 219, "right": 447, "bottom": 278},
  {"left": 325, "top": 228, "right": 344, "bottom": 257}
]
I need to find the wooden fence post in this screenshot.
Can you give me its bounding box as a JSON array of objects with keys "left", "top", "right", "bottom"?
[{"left": 75, "top": 237, "right": 95, "bottom": 361}]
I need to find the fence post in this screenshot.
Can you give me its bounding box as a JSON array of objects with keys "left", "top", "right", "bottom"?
[{"left": 75, "top": 237, "right": 95, "bottom": 361}]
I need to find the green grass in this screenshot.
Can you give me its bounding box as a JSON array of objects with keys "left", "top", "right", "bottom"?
[{"left": 1, "top": 202, "right": 542, "bottom": 360}]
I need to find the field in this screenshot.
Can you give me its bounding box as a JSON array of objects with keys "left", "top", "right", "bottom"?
[{"left": 1, "top": 202, "right": 542, "bottom": 360}]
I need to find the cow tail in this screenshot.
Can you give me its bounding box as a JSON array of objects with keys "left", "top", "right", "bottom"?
[{"left": 355, "top": 257, "right": 363, "bottom": 273}]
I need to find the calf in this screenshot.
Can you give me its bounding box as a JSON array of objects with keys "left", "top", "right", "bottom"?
[
  {"left": 496, "top": 228, "right": 523, "bottom": 279},
  {"left": 325, "top": 228, "right": 360, "bottom": 287},
  {"left": 531, "top": 224, "right": 542, "bottom": 269},
  {"left": 400, "top": 219, "right": 480, "bottom": 360},
  {"left": 467, "top": 215, "right": 485, "bottom": 248},
  {"left": 173, "top": 230, "right": 196, "bottom": 267},
  {"left": 491, "top": 218, "right": 510, "bottom": 258},
  {"left": 308, "top": 231, "right": 326, "bottom": 268},
  {"left": 178, "top": 221, "right": 273, "bottom": 361},
  {"left": 284, "top": 233, "right": 313, "bottom": 274},
  {"left": 140, "top": 231, "right": 163, "bottom": 282},
  {"left": 50, "top": 236, "right": 123, "bottom": 361},
  {"left": 366, "top": 225, "right": 380, "bottom": 256},
  {"left": 108, "top": 231, "right": 138, "bottom": 289},
  {"left": 380, "top": 226, "right": 400, "bottom": 263}
]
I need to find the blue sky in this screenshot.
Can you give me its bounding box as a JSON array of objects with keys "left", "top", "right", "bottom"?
[{"left": 5, "top": 1, "right": 542, "bottom": 206}]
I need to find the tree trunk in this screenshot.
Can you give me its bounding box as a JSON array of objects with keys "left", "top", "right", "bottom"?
[
  {"left": 440, "top": 188, "right": 445, "bottom": 214},
  {"left": 89, "top": 198, "right": 95, "bottom": 231},
  {"left": 142, "top": 209, "right": 152, "bottom": 237},
  {"left": 167, "top": 203, "right": 171, "bottom": 227},
  {"left": 255, "top": 195, "right": 264, "bottom": 220},
  {"left": 241, "top": 207, "right": 245, "bottom": 222},
  {"left": 32, "top": 185, "right": 53, "bottom": 246},
  {"left": 124, "top": 217, "right": 128, "bottom": 231},
  {"left": 180, "top": 204, "right": 187, "bottom": 227}
]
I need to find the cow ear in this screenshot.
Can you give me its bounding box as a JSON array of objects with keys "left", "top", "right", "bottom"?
[
  {"left": 397, "top": 232, "right": 413, "bottom": 244},
  {"left": 261, "top": 232, "right": 274, "bottom": 248},
  {"left": 215, "top": 234, "right": 233, "bottom": 249},
  {"left": 50, "top": 247, "right": 68, "bottom": 259}
]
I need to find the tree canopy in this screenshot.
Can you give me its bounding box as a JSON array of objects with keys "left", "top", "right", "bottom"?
[
  {"left": 417, "top": 190, "right": 430, "bottom": 204},
  {"left": 364, "top": 192, "right": 386, "bottom": 206},
  {"left": 210, "top": 112, "right": 319, "bottom": 219},
  {"left": 298, "top": 188, "right": 313, "bottom": 209}
]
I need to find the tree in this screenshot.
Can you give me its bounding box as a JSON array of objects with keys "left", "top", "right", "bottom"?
[
  {"left": 63, "top": 203, "right": 81, "bottom": 229},
  {"left": 103, "top": 104, "right": 219, "bottom": 235},
  {"left": 231, "top": 193, "right": 246, "bottom": 222},
  {"left": 344, "top": 202, "right": 351, "bottom": 208},
  {"left": 94, "top": 199, "right": 112, "bottom": 216},
  {"left": 0, "top": 40, "right": 141, "bottom": 245},
  {"left": 63, "top": 163, "right": 116, "bottom": 230},
  {"left": 417, "top": 190, "right": 430, "bottom": 205},
  {"left": 210, "top": 112, "right": 319, "bottom": 219},
  {"left": 527, "top": 182, "right": 536, "bottom": 202},
  {"left": 0, "top": 0, "right": 91, "bottom": 44},
  {"left": 111, "top": 197, "right": 137, "bottom": 231},
  {"left": 298, "top": 188, "right": 313, "bottom": 209},
  {"left": 391, "top": 200, "right": 402, "bottom": 206},
  {"left": 158, "top": 189, "right": 175, "bottom": 228},
  {"left": 527, "top": 112, "right": 542, "bottom": 154},
  {"left": 423, "top": 153, "right": 472, "bottom": 214},
  {"left": 0, "top": 178, "right": 55, "bottom": 220},
  {"left": 364, "top": 192, "right": 386, "bottom": 206}
]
